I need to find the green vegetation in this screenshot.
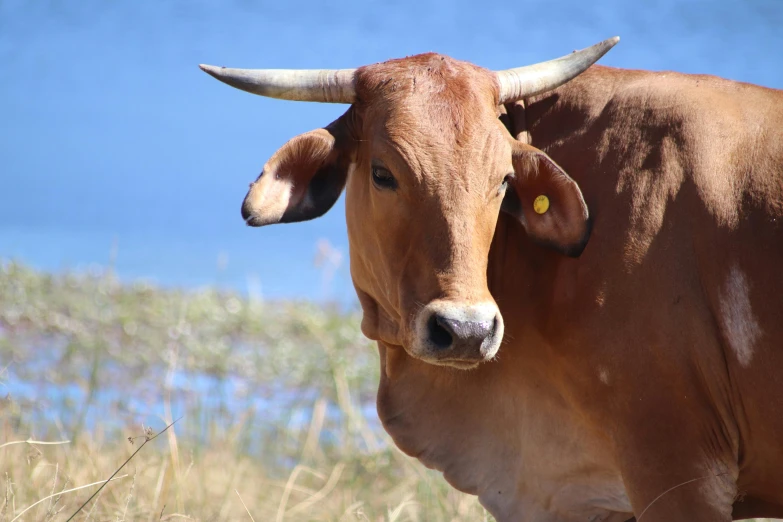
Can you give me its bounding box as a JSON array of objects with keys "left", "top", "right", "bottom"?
[{"left": 0, "top": 260, "right": 490, "bottom": 521}]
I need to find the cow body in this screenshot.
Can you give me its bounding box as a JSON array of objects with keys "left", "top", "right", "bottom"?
[
  {"left": 203, "top": 48, "right": 783, "bottom": 520},
  {"left": 378, "top": 65, "right": 783, "bottom": 521}
]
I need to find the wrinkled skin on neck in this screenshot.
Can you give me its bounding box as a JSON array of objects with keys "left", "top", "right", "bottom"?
[{"left": 375, "top": 311, "right": 631, "bottom": 521}]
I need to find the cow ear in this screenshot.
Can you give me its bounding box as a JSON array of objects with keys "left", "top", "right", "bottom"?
[
  {"left": 241, "top": 124, "right": 352, "bottom": 226},
  {"left": 502, "top": 142, "right": 591, "bottom": 257}
]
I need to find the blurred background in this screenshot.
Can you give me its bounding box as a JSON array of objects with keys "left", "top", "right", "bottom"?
[{"left": 1, "top": 0, "right": 782, "bottom": 520}]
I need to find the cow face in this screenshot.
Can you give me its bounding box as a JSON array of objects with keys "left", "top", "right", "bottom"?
[{"left": 239, "top": 54, "right": 590, "bottom": 368}]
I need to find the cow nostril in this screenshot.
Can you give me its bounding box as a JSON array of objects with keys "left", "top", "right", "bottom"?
[{"left": 428, "top": 314, "right": 453, "bottom": 349}]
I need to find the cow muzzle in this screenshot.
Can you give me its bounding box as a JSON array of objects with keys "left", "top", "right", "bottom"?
[{"left": 412, "top": 300, "right": 504, "bottom": 369}]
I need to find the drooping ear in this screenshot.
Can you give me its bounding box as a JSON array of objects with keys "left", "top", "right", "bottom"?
[
  {"left": 502, "top": 141, "right": 591, "bottom": 257},
  {"left": 241, "top": 122, "right": 353, "bottom": 226}
]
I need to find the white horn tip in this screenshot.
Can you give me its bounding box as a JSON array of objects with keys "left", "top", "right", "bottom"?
[
  {"left": 601, "top": 36, "right": 620, "bottom": 49},
  {"left": 588, "top": 36, "right": 620, "bottom": 56},
  {"left": 199, "top": 64, "right": 222, "bottom": 74}
]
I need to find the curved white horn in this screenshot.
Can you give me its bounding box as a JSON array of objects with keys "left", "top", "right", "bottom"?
[
  {"left": 495, "top": 36, "right": 619, "bottom": 103},
  {"left": 198, "top": 65, "right": 357, "bottom": 103}
]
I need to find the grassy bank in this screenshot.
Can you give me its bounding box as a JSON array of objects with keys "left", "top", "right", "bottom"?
[{"left": 0, "top": 260, "right": 489, "bottom": 521}]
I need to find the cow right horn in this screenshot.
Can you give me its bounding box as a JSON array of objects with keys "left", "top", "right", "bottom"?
[
  {"left": 495, "top": 37, "right": 619, "bottom": 103},
  {"left": 199, "top": 65, "right": 357, "bottom": 104}
]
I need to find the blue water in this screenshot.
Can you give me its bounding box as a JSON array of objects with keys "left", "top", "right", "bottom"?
[
  {"left": 3, "top": 350, "right": 384, "bottom": 462},
  {"left": 2, "top": 0, "right": 782, "bottom": 302}
]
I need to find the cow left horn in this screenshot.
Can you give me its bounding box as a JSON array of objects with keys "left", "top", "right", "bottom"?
[
  {"left": 495, "top": 37, "right": 619, "bottom": 103},
  {"left": 198, "top": 65, "right": 357, "bottom": 103}
]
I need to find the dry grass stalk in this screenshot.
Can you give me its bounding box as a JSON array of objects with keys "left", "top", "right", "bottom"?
[{"left": 234, "top": 489, "right": 256, "bottom": 522}]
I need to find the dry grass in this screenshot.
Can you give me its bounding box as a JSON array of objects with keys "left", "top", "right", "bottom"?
[
  {"left": 0, "top": 419, "right": 488, "bottom": 521},
  {"left": 0, "top": 260, "right": 490, "bottom": 521}
]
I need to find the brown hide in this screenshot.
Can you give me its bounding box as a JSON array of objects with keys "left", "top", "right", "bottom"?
[
  {"left": 236, "top": 56, "right": 783, "bottom": 521},
  {"left": 517, "top": 67, "right": 783, "bottom": 520}
]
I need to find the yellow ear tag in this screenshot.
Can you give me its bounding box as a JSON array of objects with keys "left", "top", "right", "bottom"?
[{"left": 533, "top": 195, "right": 550, "bottom": 214}]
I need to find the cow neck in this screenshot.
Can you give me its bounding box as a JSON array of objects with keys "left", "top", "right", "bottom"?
[{"left": 376, "top": 220, "right": 626, "bottom": 519}]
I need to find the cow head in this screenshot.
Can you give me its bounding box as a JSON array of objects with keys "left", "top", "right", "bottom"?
[{"left": 201, "top": 38, "right": 617, "bottom": 369}]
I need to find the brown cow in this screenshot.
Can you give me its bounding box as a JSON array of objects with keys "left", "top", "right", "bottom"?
[{"left": 200, "top": 38, "right": 783, "bottom": 521}]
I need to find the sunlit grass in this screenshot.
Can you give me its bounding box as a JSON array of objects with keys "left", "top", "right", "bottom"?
[
  {"left": 0, "top": 260, "right": 490, "bottom": 521},
  {"left": 0, "top": 426, "right": 490, "bottom": 520}
]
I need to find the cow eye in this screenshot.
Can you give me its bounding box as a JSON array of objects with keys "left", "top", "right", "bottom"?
[
  {"left": 499, "top": 174, "right": 513, "bottom": 195},
  {"left": 371, "top": 166, "right": 398, "bottom": 190}
]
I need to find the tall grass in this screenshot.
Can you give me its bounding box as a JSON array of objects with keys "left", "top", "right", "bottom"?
[{"left": 0, "top": 260, "right": 490, "bottom": 521}]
